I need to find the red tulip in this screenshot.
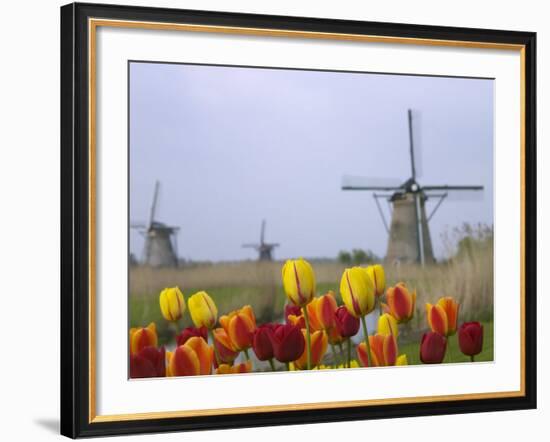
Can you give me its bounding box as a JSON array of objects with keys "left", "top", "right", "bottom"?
[
  {"left": 334, "top": 306, "right": 360, "bottom": 338},
  {"left": 253, "top": 323, "right": 277, "bottom": 361},
  {"left": 176, "top": 326, "right": 208, "bottom": 347},
  {"left": 420, "top": 332, "right": 447, "bottom": 364},
  {"left": 130, "top": 346, "right": 165, "bottom": 378},
  {"left": 458, "top": 322, "right": 483, "bottom": 357},
  {"left": 271, "top": 323, "right": 305, "bottom": 363},
  {"left": 285, "top": 304, "right": 302, "bottom": 322}
]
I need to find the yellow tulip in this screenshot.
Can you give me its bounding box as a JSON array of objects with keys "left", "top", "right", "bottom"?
[
  {"left": 377, "top": 313, "right": 399, "bottom": 337},
  {"left": 396, "top": 354, "right": 408, "bottom": 366},
  {"left": 340, "top": 267, "right": 375, "bottom": 318},
  {"left": 366, "top": 264, "right": 385, "bottom": 297},
  {"left": 281, "top": 258, "right": 316, "bottom": 307},
  {"left": 188, "top": 291, "right": 218, "bottom": 329},
  {"left": 159, "top": 287, "right": 185, "bottom": 322}
]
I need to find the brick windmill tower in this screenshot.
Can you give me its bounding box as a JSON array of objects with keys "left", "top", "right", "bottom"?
[
  {"left": 342, "top": 110, "right": 484, "bottom": 266},
  {"left": 131, "top": 181, "right": 179, "bottom": 267}
]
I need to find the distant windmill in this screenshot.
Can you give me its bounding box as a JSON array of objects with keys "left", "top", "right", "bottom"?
[
  {"left": 242, "top": 220, "right": 279, "bottom": 261},
  {"left": 131, "top": 180, "right": 179, "bottom": 267},
  {"left": 342, "top": 109, "right": 484, "bottom": 266}
]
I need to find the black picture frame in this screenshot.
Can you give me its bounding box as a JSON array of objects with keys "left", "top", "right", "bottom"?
[{"left": 60, "top": 2, "right": 537, "bottom": 438}]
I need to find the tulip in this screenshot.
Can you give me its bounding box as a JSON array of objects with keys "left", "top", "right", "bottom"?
[
  {"left": 129, "top": 323, "right": 158, "bottom": 355},
  {"left": 212, "top": 327, "right": 239, "bottom": 365},
  {"left": 378, "top": 313, "right": 399, "bottom": 337},
  {"left": 184, "top": 336, "right": 214, "bottom": 375},
  {"left": 305, "top": 300, "right": 323, "bottom": 332},
  {"left": 420, "top": 331, "right": 447, "bottom": 364},
  {"left": 396, "top": 354, "right": 408, "bottom": 366},
  {"left": 282, "top": 258, "right": 316, "bottom": 369},
  {"left": 313, "top": 292, "right": 338, "bottom": 331},
  {"left": 458, "top": 322, "right": 483, "bottom": 360},
  {"left": 327, "top": 326, "right": 343, "bottom": 345},
  {"left": 366, "top": 264, "right": 385, "bottom": 297},
  {"left": 294, "top": 330, "right": 328, "bottom": 369},
  {"left": 284, "top": 304, "right": 302, "bottom": 322},
  {"left": 271, "top": 323, "right": 305, "bottom": 364},
  {"left": 340, "top": 267, "right": 375, "bottom": 366},
  {"left": 130, "top": 346, "right": 165, "bottom": 378},
  {"left": 426, "top": 297, "right": 459, "bottom": 337},
  {"left": 220, "top": 305, "right": 256, "bottom": 353},
  {"left": 340, "top": 267, "right": 375, "bottom": 319},
  {"left": 425, "top": 303, "right": 449, "bottom": 336},
  {"left": 437, "top": 297, "right": 459, "bottom": 336},
  {"left": 253, "top": 323, "right": 276, "bottom": 362},
  {"left": 384, "top": 283, "right": 416, "bottom": 323},
  {"left": 169, "top": 345, "right": 201, "bottom": 376},
  {"left": 287, "top": 313, "right": 306, "bottom": 329},
  {"left": 188, "top": 291, "right": 218, "bottom": 329},
  {"left": 334, "top": 306, "right": 360, "bottom": 338},
  {"left": 176, "top": 326, "right": 208, "bottom": 347},
  {"left": 281, "top": 258, "right": 316, "bottom": 307},
  {"left": 159, "top": 286, "right": 185, "bottom": 322},
  {"left": 215, "top": 361, "right": 252, "bottom": 375},
  {"left": 357, "top": 334, "right": 397, "bottom": 367}
]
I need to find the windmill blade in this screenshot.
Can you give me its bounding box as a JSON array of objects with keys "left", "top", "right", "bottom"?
[
  {"left": 422, "top": 185, "right": 484, "bottom": 191},
  {"left": 409, "top": 109, "right": 424, "bottom": 179},
  {"left": 148, "top": 180, "right": 160, "bottom": 228},
  {"left": 265, "top": 243, "right": 280, "bottom": 248},
  {"left": 242, "top": 244, "right": 260, "bottom": 248},
  {"left": 342, "top": 175, "right": 403, "bottom": 191},
  {"left": 414, "top": 193, "right": 425, "bottom": 266},
  {"left": 407, "top": 109, "right": 418, "bottom": 180},
  {"left": 260, "top": 219, "right": 266, "bottom": 245},
  {"left": 426, "top": 188, "right": 485, "bottom": 202}
]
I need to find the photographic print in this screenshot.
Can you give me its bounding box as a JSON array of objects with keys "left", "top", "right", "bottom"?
[{"left": 128, "top": 61, "right": 494, "bottom": 378}]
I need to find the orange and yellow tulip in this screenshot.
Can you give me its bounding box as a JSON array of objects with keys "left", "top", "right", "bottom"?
[
  {"left": 357, "top": 333, "right": 397, "bottom": 367},
  {"left": 220, "top": 305, "right": 256, "bottom": 351},
  {"left": 168, "top": 345, "right": 201, "bottom": 376},
  {"left": 212, "top": 328, "right": 239, "bottom": 365},
  {"left": 184, "top": 336, "right": 214, "bottom": 375},
  {"left": 159, "top": 286, "right": 185, "bottom": 322},
  {"left": 366, "top": 264, "right": 385, "bottom": 297},
  {"left": 383, "top": 283, "right": 416, "bottom": 323},
  {"left": 188, "top": 291, "right": 218, "bottom": 329},
  {"left": 437, "top": 297, "right": 459, "bottom": 335},
  {"left": 426, "top": 297, "right": 459, "bottom": 336},
  {"left": 312, "top": 292, "right": 338, "bottom": 331},
  {"left": 377, "top": 313, "right": 399, "bottom": 337},
  {"left": 294, "top": 330, "right": 327, "bottom": 369},
  {"left": 129, "top": 322, "right": 158, "bottom": 355},
  {"left": 215, "top": 360, "right": 252, "bottom": 374},
  {"left": 340, "top": 267, "right": 375, "bottom": 318},
  {"left": 282, "top": 258, "right": 316, "bottom": 307}
]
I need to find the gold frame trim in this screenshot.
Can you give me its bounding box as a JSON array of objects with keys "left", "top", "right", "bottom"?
[{"left": 88, "top": 18, "right": 527, "bottom": 424}]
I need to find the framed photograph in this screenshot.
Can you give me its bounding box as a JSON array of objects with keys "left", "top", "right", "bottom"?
[{"left": 60, "top": 2, "right": 537, "bottom": 438}]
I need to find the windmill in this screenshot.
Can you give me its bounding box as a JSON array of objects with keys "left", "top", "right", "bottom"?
[
  {"left": 341, "top": 109, "right": 483, "bottom": 266},
  {"left": 131, "top": 180, "right": 179, "bottom": 267},
  {"left": 242, "top": 220, "right": 279, "bottom": 261}
]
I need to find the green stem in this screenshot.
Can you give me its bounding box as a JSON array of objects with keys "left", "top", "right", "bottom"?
[
  {"left": 330, "top": 342, "right": 338, "bottom": 368},
  {"left": 347, "top": 338, "right": 351, "bottom": 368},
  {"left": 243, "top": 348, "right": 251, "bottom": 361},
  {"left": 470, "top": 355, "right": 475, "bottom": 363},
  {"left": 447, "top": 336, "right": 454, "bottom": 363},
  {"left": 268, "top": 358, "right": 276, "bottom": 371},
  {"left": 302, "top": 306, "right": 313, "bottom": 370},
  {"left": 208, "top": 329, "right": 222, "bottom": 365},
  {"left": 360, "top": 316, "right": 371, "bottom": 367},
  {"left": 285, "top": 362, "right": 290, "bottom": 372}
]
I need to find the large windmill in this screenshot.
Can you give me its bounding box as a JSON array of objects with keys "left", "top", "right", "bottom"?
[
  {"left": 242, "top": 220, "right": 279, "bottom": 261},
  {"left": 342, "top": 109, "right": 483, "bottom": 266},
  {"left": 131, "top": 181, "right": 179, "bottom": 267}
]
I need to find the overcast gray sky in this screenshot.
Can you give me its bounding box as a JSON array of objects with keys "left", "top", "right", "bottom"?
[{"left": 129, "top": 62, "right": 493, "bottom": 262}]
